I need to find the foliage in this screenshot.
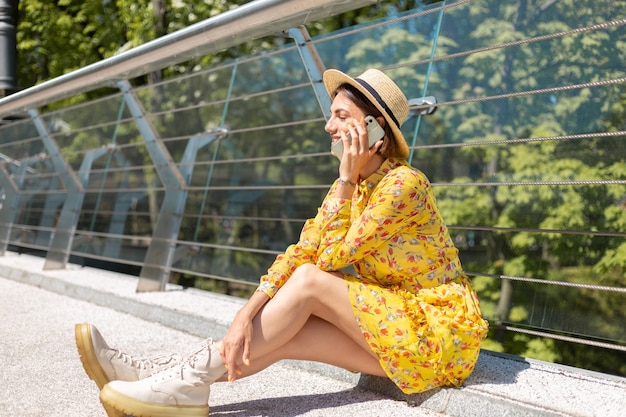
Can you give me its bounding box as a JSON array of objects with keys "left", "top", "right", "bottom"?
[{"left": 430, "top": 0, "right": 626, "bottom": 375}]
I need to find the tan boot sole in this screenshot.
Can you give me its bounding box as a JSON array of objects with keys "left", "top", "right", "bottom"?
[
  {"left": 75, "top": 323, "right": 110, "bottom": 390},
  {"left": 100, "top": 384, "right": 209, "bottom": 417},
  {"left": 101, "top": 399, "right": 128, "bottom": 417}
]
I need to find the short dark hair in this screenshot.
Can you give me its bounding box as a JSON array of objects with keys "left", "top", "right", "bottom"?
[{"left": 333, "top": 83, "right": 399, "bottom": 158}]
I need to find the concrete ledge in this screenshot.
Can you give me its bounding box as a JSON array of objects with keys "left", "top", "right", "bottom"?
[
  {"left": 1, "top": 251, "right": 624, "bottom": 417},
  {"left": 358, "top": 351, "right": 626, "bottom": 417}
]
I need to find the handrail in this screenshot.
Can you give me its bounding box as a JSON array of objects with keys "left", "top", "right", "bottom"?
[{"left": 0, "top": 0, "right": 378, "bottom": 119}]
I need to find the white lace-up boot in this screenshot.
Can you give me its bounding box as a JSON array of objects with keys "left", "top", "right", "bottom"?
[
  {"left": 99, "top": 339, "right": 225, "bottom": 417},
  {"left": 75, "top": 323, "right": 182, "bottom": 390}
]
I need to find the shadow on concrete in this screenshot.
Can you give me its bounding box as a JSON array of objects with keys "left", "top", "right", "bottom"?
[{"left": 355, "top": 350, "right": 530, "bottom": 408}]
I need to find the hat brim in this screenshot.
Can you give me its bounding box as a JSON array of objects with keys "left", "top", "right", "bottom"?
[{"left": 323, "top": 69, "right": 409, "bottom": 159}]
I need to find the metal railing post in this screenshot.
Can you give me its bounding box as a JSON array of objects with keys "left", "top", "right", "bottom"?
[
  {"left": 287, "top": 26, "right": 331, "bottom": 120},
  {"left": 102, "top": 155, "right": 146, "bottom": 260},
  {"left": 0, "top": 162, "right": 19, "bottom": 254},
  {"left": 28, "top": 109, "right": 86, "bottom": 269},
  {"left": 118, "top": 80, "right": 184, "bottom": 291},
  {"left": 118, "top": 80, "right": 228, "bottom": 291}
]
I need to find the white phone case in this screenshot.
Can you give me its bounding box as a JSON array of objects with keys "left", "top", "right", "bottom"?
[{"left": 331, "top": 115, "right": 385, "bottom": 159}]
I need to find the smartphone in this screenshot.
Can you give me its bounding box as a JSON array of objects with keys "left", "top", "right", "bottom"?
[{"left": 331, "top": 115, "right": 385, "bottom": 159}]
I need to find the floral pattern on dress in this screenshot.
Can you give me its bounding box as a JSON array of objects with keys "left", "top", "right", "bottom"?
[{"left": 257, "top": 158, "right": 488, "bottom": 394}]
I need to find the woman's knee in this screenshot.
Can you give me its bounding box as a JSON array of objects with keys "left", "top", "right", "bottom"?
[
  {"left": 292, "top": 263, "right": 320, "bottom": 278},
  {"left": 288, "top": 263, "right": 334, "bottom": 293}
]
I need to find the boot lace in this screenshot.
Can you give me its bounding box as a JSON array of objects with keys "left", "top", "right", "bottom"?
[
  {"left": 178, "top": 339, "right": 223, "bottom": 384},
  {"left": 112, "top": 350, "right": 180, "bottom": 371},
  {"left": 184, "top": 339, "right": 212, "bottom": 366}
]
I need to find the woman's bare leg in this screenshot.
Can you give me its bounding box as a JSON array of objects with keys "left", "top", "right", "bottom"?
[
  {"left": 219, "top": 263, "right": 383, "bottom": 379},
  {"left": 216, "top": 315, "right": 387, "bottom": 381}
]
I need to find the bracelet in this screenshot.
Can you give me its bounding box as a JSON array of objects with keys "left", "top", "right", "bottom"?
[{"left": 337, "top": 178, "right": 357, "bottom": 187}]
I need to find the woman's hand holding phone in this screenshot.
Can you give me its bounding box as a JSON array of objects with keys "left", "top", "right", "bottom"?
[
  {"left": 333, "top": 116, "right": 385, "bottom": 197},
  {"left": 331, "top": 115, "right": 385, "bottom": 159}
]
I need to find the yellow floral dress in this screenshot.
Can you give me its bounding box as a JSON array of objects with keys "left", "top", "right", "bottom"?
[{"left": 257, "top": 158, "right": 488, "bottom": 394}]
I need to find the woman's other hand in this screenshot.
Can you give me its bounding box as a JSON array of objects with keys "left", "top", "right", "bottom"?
[{"left": 219, "top": 290, "right": 269, "bottom": 382}]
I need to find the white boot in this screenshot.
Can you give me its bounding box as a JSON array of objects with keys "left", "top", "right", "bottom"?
[
  {"left": 99, "top": 339, "right": 225, "bottom": 417},
  {"left": 75, "top": 323, "right": 182, "bottom": 390}
]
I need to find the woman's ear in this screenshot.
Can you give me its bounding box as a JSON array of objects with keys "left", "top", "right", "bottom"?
[{"left": 376, "top": 116, "right": 386, "bottom": 129}]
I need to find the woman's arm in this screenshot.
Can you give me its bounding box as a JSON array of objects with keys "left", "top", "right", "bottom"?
[{"left": 316, "top": 167, "right": 431, "bottom": 271}]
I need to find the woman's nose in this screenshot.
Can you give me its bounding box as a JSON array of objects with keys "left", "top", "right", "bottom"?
[{"left": 324, "top": 118, "right": 335, "bottom": 133}]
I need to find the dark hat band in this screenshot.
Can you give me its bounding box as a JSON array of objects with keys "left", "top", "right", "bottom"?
[{"left": 355, "top": 78, "right": 400, "bottom": 129}]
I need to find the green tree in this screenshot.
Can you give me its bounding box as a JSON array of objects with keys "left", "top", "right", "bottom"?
[
  {"left": 433, "top": 0, "right": 626, "bottom": 373},
  {"left": 18, "top": 0, "right": 123, "bottom": 88}
]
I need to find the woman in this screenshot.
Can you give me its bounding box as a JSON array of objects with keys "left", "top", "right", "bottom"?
[{"left": 76, "top": 68, "right": 488, "bottom": 417}]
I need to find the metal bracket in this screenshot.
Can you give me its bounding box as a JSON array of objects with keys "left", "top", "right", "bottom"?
[{"left": 408, "top": 96, "right": 438, "bottom": 116}]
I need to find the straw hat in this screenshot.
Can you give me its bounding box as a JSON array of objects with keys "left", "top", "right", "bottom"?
[{"left": 323, "top": 68, "right": 410, "bottom": 159}]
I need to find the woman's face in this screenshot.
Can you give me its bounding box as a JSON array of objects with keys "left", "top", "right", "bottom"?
[{"left": 324, "top": 91, "right": 366, "bottom": 148}]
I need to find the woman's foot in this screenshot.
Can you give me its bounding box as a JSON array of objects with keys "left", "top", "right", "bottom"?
[
  {"left": 99, "top": 339, "right": 224, "bottom": 417},
  {"left": 75, "top": 323, "right": 182, "bottom": 390}
]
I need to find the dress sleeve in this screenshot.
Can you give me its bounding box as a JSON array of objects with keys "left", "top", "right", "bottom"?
[
  {"left": 316, "top": 168, "right": 431, "bottom": 271},
  {"left": 255, "top": 218, "right": 319, "bottom": 298}
]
